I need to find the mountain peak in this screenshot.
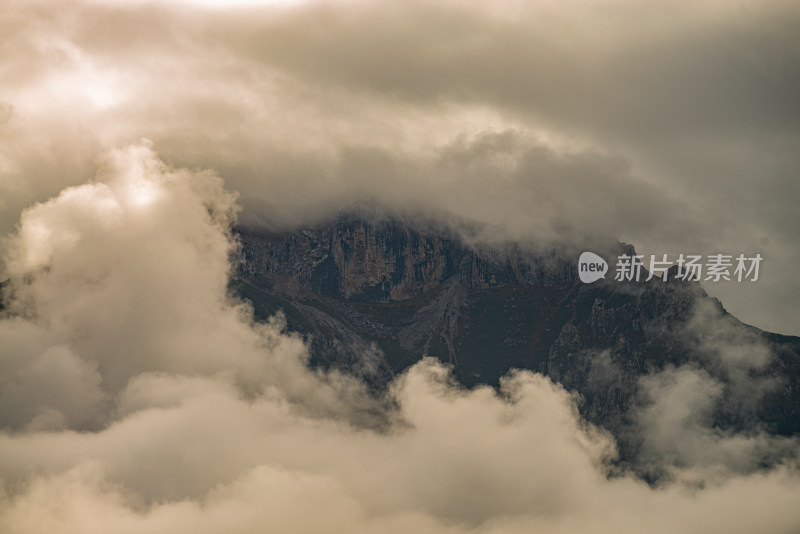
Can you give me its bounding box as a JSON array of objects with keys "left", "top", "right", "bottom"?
[{"left": 233, "top": 211, "right": 800, "bottom": 475}]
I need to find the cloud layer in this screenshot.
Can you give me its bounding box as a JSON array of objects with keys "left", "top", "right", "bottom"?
[
  {"left": 0, "top": 144, "right": 798, "bottom": 533},
  {"left": 1, "top": 1, "right": 799, "bottom": 530},
  {"left": 0, "top": 0, "right": 799, "bottom": 332}
]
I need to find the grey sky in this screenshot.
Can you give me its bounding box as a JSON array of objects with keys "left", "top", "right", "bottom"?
[{"left": 1, "top": 0, "right": 798, "bottom": 333}]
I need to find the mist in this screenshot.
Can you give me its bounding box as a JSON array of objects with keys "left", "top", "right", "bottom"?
[
  {"left": 1, "top": 0, "right": 799, "bottom": 332},
  {"left": 1, "top": 1, "right": 800, "bottom": 531},
  {"left": 0, "top": 144, "right": 798, "bottom": 533}
]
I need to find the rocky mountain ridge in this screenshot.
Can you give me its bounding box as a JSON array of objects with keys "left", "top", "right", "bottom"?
[{"left": 233, "top": 206, "right": 800, "bottom": 474}]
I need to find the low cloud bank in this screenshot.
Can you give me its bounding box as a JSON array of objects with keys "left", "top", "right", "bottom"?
[{"left": 0, "top": 145, "right": 798, "bottom": 533}]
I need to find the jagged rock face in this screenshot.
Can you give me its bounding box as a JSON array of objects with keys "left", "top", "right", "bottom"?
[
  {"left": 238, "top": 213, "right": 576, "bottom": 302},
  {"left": 233, "top": 208, "right": 800, "bottom": 471}
]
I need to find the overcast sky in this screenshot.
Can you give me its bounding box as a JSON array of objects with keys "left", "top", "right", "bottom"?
[{"left": 1, "top": 0, "right": 799, "bottom": 333}]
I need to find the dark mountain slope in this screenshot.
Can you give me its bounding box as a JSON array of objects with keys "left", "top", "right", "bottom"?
[{"left": 234, "top": 207, "right": 800, "bottom": 467}]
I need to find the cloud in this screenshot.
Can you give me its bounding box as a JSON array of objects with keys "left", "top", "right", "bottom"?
[
  {"left": 0, "top": 142, "right": 377, "bottom": 427},
  {"left": 634, "top": 365, "right": 796, "bottom": 479},
  {"left": 0, "top": 366, "right": 798, "bottom": 533},
  {"left": 0, "top": 0, "right": 799, "bottom": 527},
  {"left": 1, "top": 0, "right": 799, "bottom": 332},
  {"left": 626, "top": 294, "right": 798, "bottom": 480},
  {"left": 0, "top": 144, "right": 798, "bottom": 533}
]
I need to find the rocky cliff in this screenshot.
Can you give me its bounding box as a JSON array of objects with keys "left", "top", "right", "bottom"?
[
  {"left": 233, "top": 206, "right": 800, "bottom": 472},
  {"left": 238, "top": 207, "right": 580, "bottom": 302}
]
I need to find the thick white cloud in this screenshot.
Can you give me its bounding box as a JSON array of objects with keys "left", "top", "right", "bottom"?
[
  {"left": 0, "top": 143, "right": 377, "bottom": 427},
  {"left": 0, "top": 144, "right": 798, "bottom": 533}
]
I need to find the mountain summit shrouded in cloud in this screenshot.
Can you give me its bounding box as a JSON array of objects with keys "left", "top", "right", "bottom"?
[
  {"left": 1, "top": 1, "right": 800, "bottom": 532},
  {"left": 233, "top": 207, "right": 800, "bottom": 479},
  {"left": 0, "top": 142, "right": 798, "bottom": 534}
]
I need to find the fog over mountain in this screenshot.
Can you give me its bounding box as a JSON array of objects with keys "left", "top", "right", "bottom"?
[
  {"left": 1, "top": 1, "right": 799, "bottom": 533},
  {"left": 0, "top": 142, "right": 798, "bottom": 534},
  {"left": 1, "top": 0, "right": 799, "bottom": 334}
]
